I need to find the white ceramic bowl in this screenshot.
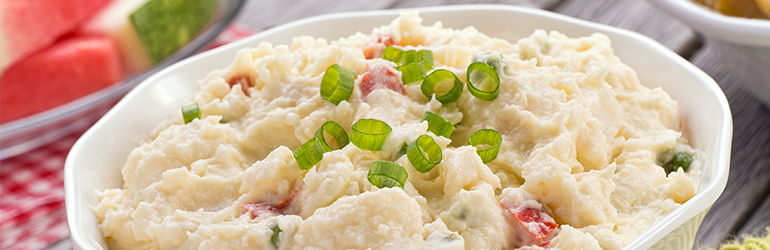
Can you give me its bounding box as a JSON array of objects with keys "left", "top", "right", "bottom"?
[
  {"left": 64, "top": 5, "right": 732, "bottom": 250},
  {"left": 648, "top": 0, "right": 770, "bottom": 105}
]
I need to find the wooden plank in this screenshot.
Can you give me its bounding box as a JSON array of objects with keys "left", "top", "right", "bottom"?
[
  {"left": 689, "top": 38, "right": 770, "bottom": 249},
  {"left": 739, "top": 193, "right": 770, "bottom": 240},
  {"left": 235, "top": 0, "right": 561, "bottom": 31},
  {"left": 235, "top": 0, "right": 397, "bottom": 30},
  {"left": 552, "top": 0, "right": 701, "bottom": 56},
  {"left": 389, "top": 0, "right": 560, "bottom": 10}
]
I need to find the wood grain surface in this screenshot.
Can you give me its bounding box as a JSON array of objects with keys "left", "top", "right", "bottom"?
[
  {"left": 48, "top": 0, "right": 770, "bottom": 249},
  {"left": 552, "top": 0, "right": 701, "bottom": 55},
  {"left": 691, "top": 38, "right": 770, "bottom": 248}
]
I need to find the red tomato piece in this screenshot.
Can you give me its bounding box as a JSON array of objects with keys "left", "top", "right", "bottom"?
[{"left": 359, "top": 62, "right": 405, "bottom": 99}]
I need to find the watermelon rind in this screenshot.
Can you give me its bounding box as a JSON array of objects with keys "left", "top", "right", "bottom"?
[
  {"left": 82, "top": 0, "right": 153, "bottom": 73},
  {"left": 130, "top": 0, "right": 219, "bottom": 64}
]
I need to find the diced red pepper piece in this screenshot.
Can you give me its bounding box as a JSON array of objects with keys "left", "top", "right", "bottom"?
[
  {"left": 501, "top": 201, "right": 558, "bottom": 249},
  {"left": 359, "top": 62, "right": 405, "bottom": 99},
  {"left": 241, "top": 191, "right": 299, "bottom": 219},
  {"left": 240, "top": 202, "right": 282, "bottom": 219},
  {"left": 227, "top": 74, "right": 252, "bottom": 97},
  {"left": 363, "top": 35, "right": 397, "bottom": 59},
  {"left": 513, "top": 207, "right": 558, "bottom": 240}
]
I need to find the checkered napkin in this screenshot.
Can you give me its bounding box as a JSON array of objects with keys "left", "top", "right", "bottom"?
[
  {"left": 0, "top": 23, "right": 256, "bottom": 250},
  {"left": 0, "top": 136, "right": 75, "bottom": 250}
]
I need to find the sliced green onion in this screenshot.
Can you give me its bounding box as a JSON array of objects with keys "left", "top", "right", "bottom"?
[
  {"left": 418, "top": 50, "right": 434, "bottom": 71},
  {"left": 407, "top": 135, "right": 443, "bottom": 173},
  {"left": 294, "top": 121, "right": 350, "bottom": 170},
  {"left": 182, "top": 103, "right": 201, "bottom": 124},
  {"left": 383, "top": 46, "right": 433, "bottom": 70},
  {"left": 293, "top": 138, "right": 326, "bottom": 170},
  {"left": 467, "top": 129, "right": 502, "bottom": 163},
  {"left": 664, "top": 152, "right": 693, "bottom": 174},
  {"left": 396, "top": 62, "right": 427, "bottom": 85},
  {"left": 367, "top": 160, "right": 408, "bottom": 188},
  {"left": 320, "top": 64, "right": 355, "bottom": 105},
  {"left": 382, "top": 46, "right": 403, "bottom": 62},
  {"left": 466, "top": 62, "right": 500, "bottom": 101},
  {"left": 421, "top": 111, "right": 454, "bottom": 138},
  {"left": 385, "top": 47, "right": 433, "bottom": 84},
  {"left": 350, "top": 119, "right": 392, "bottom": 151},
  {"left": 270, "top": 224, "right": 281, "bottom": 249},
  {"left": 399, "top": 49, "right": 433, "bottom": 70},
  {"left": 421, "top": 69, "right": 464, "bottom": 104},
  {"left": 400, "top": 50, "right": 419, "bottom": 65},
  {"left": 315, "top": 121, "right": 350, "bottom": 151}
]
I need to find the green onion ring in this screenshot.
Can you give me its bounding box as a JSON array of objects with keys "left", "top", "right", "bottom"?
[
  {"left": 315, "top": 121, "right": 350, "bottom": 151},
  {"left": 350, "top": 119, "right": 392, "bottom": 151},
  {"left": 182, "top": 103, "right": 201, "bottom": 124},
  {"left": 320, "top": 64, "right": 355, "bottom": 105},
  {"left": 396, "top": 62, "right": 427, "bottom": 85},
  {"left": 407, "top": 135, "right": 443, "bottom": 173},
  {"left": 294, "top": 121, "right": 350, "bottom": 170},
  {"left": 421, "top": 111, "right": 455, "bottom": 138},
  {"left": 466, "top": 62, "right": 500, "bottom": 101},
  {"left": 382, "top": 46, "right": 403, "bottom": 62},
  {"left": 399, "top": 50, "right": 420, "bottom": 66},
  {"left": 467, "top": 129, "right": 502, "bottom": 163},
  {"left": 385, "top": 47, "right": 434, "bottom": 84},
  {"left": 399, "top": 49, "right": 434, "bottom": 70},
  {"left": 293, "top": 138, "right": 326, "bottom": 170},
  {"left": 367, "top": 160, "right": 408, "bottom": 188},
  {"left": 418, "top": 50, "right": 434, "bottom": 71},
  {"left": 421, "top": 69, "right": 464, "bottom": 104}
]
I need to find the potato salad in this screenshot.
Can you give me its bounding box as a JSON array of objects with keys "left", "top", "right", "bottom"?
[{"left": 93, "top": 11, "right": 700, "bottom": 250}]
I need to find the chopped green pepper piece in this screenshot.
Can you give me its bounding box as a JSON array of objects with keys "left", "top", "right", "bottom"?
[
  {"left": 664, "top": 152, "right": 693, "bottom": 174},
  {"left": 270, "top": 224, "right": 281, "bottom": 249}
]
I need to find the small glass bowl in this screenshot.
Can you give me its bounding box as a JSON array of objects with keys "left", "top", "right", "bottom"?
[{"left": 0, "top": 0, "right": 246, "bottom": 159}]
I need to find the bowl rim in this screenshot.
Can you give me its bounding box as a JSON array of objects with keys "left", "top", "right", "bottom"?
[
  {"left": 648, "top": 0, "right": 770, "bottom": 47},
  {"left": 65, "top": 4, "right": 732, "bottom": 250}
]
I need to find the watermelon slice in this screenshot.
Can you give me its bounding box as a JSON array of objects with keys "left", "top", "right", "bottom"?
[
  {"left": 0, "top": 0, "right": 111, "bottom": 71},
  {"left": 0, "top": 36, "right": 123, "bottom": 123}
]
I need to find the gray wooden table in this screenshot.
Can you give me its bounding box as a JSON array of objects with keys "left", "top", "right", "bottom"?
[{"left": 46, "top": 0, "right": 770, "bottom": 249}]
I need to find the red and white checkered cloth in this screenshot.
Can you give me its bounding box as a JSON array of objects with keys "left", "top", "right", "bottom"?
[
  {"left": 0, "top": 136, "right": 75, "bottom": 250},
  {"left": 0, "top": 23, "right": 256, "bottom": 250}
]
